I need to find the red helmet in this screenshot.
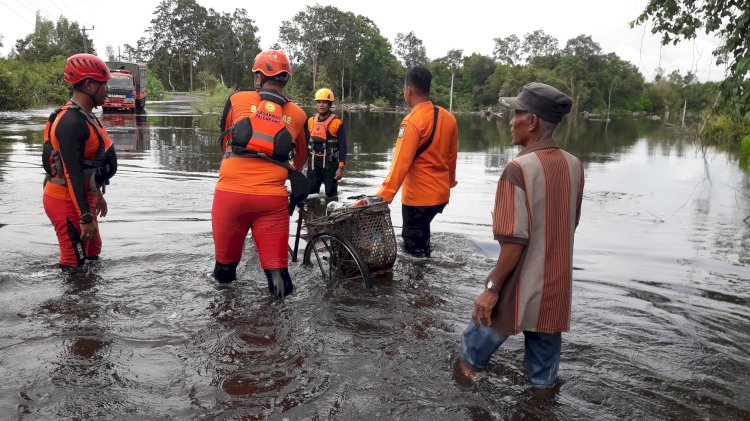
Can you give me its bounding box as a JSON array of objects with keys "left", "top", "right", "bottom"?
[
  {"left": 64, "top": 53, "right": 111, "bottom": 85},
  {"left": 252, "top": 50, "right": 292, "bottom": 78}
]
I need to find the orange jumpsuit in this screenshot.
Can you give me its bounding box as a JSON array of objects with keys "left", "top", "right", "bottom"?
[{"left": 213, "top": 90, "right": 307, "bottom": 270}]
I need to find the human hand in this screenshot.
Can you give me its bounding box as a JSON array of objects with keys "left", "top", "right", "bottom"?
[
  {"left": 471, "top": 289, "right": 499, "bottom": 328},
  {"left": 94, "top": 196, "right": 108, "bottom": 217},
  {"left": 79, "top": 222, "right": 98, "bottom": 242},
  {"left": 335, "top": 167, "right": 344, "bottom": 180}
]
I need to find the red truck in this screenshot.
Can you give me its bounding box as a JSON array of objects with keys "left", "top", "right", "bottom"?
[{"left": 103, "top": 62, "right": 148, "bottom": 112}]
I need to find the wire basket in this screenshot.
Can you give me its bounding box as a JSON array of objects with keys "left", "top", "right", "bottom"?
[{"left": 301, "top": 201, "right": 397, "bottom": 273}]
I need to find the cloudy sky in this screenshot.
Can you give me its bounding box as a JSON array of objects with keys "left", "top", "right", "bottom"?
[{"left": 0, "top": 0, "right": 725, "bottom": 82}]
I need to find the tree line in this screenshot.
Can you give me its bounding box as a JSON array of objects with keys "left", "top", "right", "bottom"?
[{"left": 0, "top": 0, "right": 746, "bottom": 146}]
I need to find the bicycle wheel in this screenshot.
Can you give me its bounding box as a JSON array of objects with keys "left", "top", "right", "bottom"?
[{"left": 303, "top": 232, "right": 372, "bottom": 288}]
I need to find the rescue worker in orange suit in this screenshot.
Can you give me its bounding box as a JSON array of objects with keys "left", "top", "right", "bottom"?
[
  {"left": 305, "top": 88, "right": 347, "bottom": 197},
  {"left": 43, "top": 53, "right": 117, "bottom": 269},
  {"left": 375, "top": 66, "right": 458, "bottom": 257},
  {"left": 213, "top": 49, "right": 307, "bottom": 297}
]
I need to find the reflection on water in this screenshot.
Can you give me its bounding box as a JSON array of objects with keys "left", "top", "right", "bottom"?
[{"left": 0, "top": 101, "right": 748, "bottom": 419}]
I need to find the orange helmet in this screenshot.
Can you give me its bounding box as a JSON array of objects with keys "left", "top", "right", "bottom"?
[
  {"left": 64, "top": 53, "right": 111, "bottom": 85},
  {"left": 252, "top": 50, "right": 292, "bottom": 78}
]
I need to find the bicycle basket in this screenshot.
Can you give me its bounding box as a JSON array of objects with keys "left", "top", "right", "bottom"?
[{"left": 304, "top": 201, "right": 397, "bottom": 273}]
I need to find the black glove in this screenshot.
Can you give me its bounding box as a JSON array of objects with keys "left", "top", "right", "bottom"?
[{"left": 287, "top": 169, "right": 308, "bottom": 215}]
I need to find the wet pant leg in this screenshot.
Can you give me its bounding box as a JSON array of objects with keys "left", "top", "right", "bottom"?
[
  {"left": 461, "top": 322, "right": 562, "bottom": 388},
  {"left": 85, "top": 196, "right": 102, "bottom": 259},
  {"left": 307, "top": 160, "right": 325, "bottom": 195},
  {"left": 212, "top": 190, "right": 289, "bottom": 270},
  {"left": 401, "top": 203, "right": 447, "bottom": 257},
  {"left": 461, "top": 322, "right": 508, "bottom": 372},
  {"left": 43, "top": 194, "right": 101, "bottom": 268},
  {"left": 323, "top": 162, "right": 339, "bottom": 198},
  {"left": 249, "top": 196, "right": 290, "bottom": 270},
  {"left": 522, "top": 331, "right": 562, "bottom": 388},
  {"left": 212, "top": 190, "right": 254, "bottom": 265}
]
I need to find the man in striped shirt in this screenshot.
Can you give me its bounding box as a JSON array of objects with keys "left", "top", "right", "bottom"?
[{"left": 458, "top": 83, "right": 584, "bottom": 389}]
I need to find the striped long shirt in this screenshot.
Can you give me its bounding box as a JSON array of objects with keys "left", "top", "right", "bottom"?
[{"left": 491, "top": 138, "right": 584, "bottom": 335}]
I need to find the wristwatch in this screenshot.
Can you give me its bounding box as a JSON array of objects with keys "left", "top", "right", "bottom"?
[
  {"left": 486, "top": 279, "right": 500, "bottom": 293},
  {"left": 80, "top": 213, "right": 94, "bottom": 224}
]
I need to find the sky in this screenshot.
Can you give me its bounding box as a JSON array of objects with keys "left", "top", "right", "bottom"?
[{"left": 0, "top": 0, "right": 726, "bottom": 83}]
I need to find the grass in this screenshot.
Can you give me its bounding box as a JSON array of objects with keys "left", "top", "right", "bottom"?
[{"left": 192, "top": 84, "right": 234, "bottom": 114}]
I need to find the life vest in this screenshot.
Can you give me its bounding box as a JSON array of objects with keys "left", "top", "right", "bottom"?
[
  {"left": 217, "top": 89, "right": 296, "bottom": 169},
  {"left": 307, "top": 113, "right": 340, "bottom": 170},
  {"left": 42, "top": 103, "right": 114, "bottom": 194}
]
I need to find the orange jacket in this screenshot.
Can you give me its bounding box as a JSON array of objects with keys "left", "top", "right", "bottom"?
[
  {"left": 216, "top": 90, "right": 308, "bottom": 196},
  {"left": 377, "top": 101, "right": 458, "bottom": 206}
]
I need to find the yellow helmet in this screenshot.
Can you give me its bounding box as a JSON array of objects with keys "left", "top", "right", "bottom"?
[{"left": 314, "top": 88, "right": 335, "bottom": 103}]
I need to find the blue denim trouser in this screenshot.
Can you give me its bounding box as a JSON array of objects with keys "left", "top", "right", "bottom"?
[{"left": 461, "top": 322, "right": 562, "bottom": 388}]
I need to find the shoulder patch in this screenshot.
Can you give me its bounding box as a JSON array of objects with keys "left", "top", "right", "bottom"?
[{"left": 397, "top": 124, "right": 406, "bottom": 139}]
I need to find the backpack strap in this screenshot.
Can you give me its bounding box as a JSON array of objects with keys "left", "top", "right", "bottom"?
[
  {"left": 414, "top": 106, "right": 439, "bottom": 160},
  {"left": 259, "top": 89, "right": 288, "bottom": 106}
]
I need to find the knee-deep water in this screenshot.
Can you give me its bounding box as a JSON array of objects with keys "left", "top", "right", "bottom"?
[{"left": 1, "top": 99, "right": 748, "bottom": 419}]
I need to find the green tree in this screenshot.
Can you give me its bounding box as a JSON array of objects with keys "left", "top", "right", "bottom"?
[
  {"left": 563, "top": 34, "right": 602, "bottom": 62},
  {"left": 633, "top": 0, "right": 750, "bottom": 119},
  {"left": 279, "top": 5, "right": 331, "bottom": 90},
  {"left": 14, "top": 13, "right": 94, "bottom": 62},
  {"left": 348, "top": 25, "right": 402, "bottom": 105},
  {"left": 493, "top": 34, "right": 521, "bottom": 65},
  {"left": 440, "top": 49, "right": 463, "bottom": 112},
  {"left": 148, "top": 0, "right": 208, "bottom": 91},
  {"left": 122, "top": 37, "right": 149, "bottom": 62},
  {"left": 196, "top": 8, "right": 260, "bottom": 89},
  {"left": 461, "top": 53, "right": 496, "bottom": 108},
  {"left": 279, "top": 5, "right": 399, "bottom": 103},
  {"left": 522, "top": 29, "right": 560, "bottom": 62},
  {"left": 395, "top": 31, "right": 428, "bottom": 69}
]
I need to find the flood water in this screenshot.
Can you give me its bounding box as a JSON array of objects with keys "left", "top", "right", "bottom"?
[{"left": 1, "top": 98, "right": 748, "bottom": 420}]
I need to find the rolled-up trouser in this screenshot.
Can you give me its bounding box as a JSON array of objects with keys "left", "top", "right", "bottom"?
[
  {"left": 461, "top": 322, "right": 562, "bottom": 388},
  {"left": 212, "top": 190, "right": 289, "bottom": 269},
  {"left": 401, "top": 203, "right": 446, "bottom": 257},
  {"left": 43, "top": 193, "right": 101, "bottom": 268}
]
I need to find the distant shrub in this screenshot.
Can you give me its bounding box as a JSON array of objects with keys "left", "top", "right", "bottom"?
[
  {"left": 147, "top": 73, "right": 166, "bottom": 100},
  {"left": 702, "top": 115, "right": 750, "bottom": 146},
  {"left": 742, "top": 135, "right": 750, "bottom": 156},
  {"left": 372, "top": 97, "right": 389, "bottom": 109},
  {"left": 0, "top": 56, "right": 68, "bottom": 110},
  {"left": 195, "top": 71, "right": 220, "bottom": 92},
  {"left": 193, "top": 83, "right": 233, "bottom": 114}
]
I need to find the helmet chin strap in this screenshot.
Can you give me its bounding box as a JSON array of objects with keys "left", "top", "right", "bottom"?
[
  {"left": 91, "top": 82, "right": 105, "bottom": 105},
  {"left": 82, "top": 81, "right": 104, "bottom": 108},
  {"left": 254, "top": 73, "right": 264, "bottom": 90},
  {"left": 254, "top": 72, "right": 289, "bottom": 90}
]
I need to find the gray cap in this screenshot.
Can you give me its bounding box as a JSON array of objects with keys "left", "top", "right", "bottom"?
[{"left": 499, "top": 82, "right": 572, "bottom": 123}]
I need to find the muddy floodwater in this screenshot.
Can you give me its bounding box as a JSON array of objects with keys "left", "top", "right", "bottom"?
[{"left": 1, "top": 99, "right": 748, "bottom": 420}]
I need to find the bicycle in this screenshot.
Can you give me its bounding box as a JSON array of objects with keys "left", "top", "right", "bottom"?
[{"left": 289, "top": 196, "right": 397, "bottom": 288}]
